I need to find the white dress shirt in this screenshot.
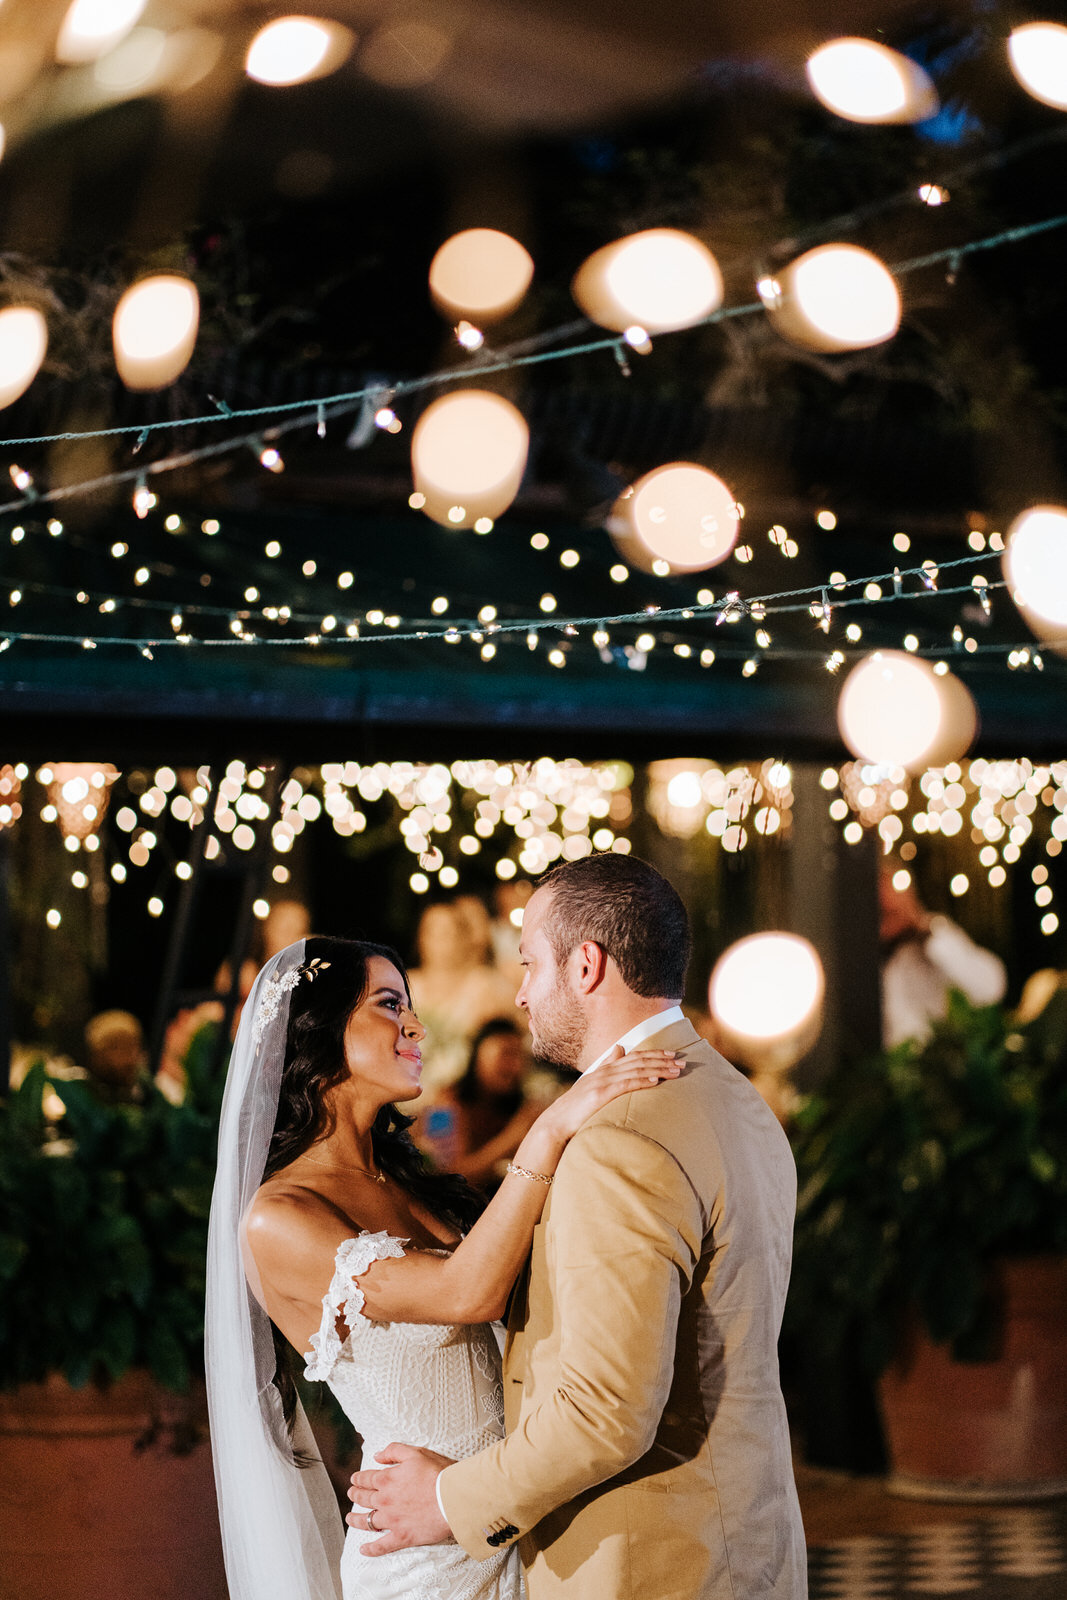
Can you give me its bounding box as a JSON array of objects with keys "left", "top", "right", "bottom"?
[
  {"left": 583, "top": 1004, "right": 686, "bottom": 1072},
  {"left": 433, "top": 1002, "right": 686, "bottom": 1522},
  {"left": 882, "top": 915, "right": 1007, "bottom": 1049}
]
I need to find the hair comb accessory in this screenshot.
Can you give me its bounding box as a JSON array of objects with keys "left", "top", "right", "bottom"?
[{"left": 252, "top": 957, "right": 331, "bottom": 1043}]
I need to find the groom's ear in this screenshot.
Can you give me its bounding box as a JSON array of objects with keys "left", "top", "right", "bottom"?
[{"left": 573, "top": 940, "right": 609, "bottom": 993}]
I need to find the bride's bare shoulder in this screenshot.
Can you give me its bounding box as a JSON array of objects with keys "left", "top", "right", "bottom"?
[{"left": 246, "top": 1175, "right": 351, "bottom": 1258}]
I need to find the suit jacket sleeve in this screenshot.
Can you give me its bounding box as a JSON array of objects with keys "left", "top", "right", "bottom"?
[{"left": 438, "top": 1118, "right": 704, "bottom": 1559}]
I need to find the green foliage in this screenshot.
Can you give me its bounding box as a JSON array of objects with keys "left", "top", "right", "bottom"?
[
  {"left": 0, "top": 1033, "right": 224, "bottom": 1394},
  {"left": 787, "top": 993, "right": 1067, "bottom": 1374}
]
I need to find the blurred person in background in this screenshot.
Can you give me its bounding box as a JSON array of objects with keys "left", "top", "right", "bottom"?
[
  {"left": 407, "top": 899, "right": 522, "bottom": 1089},
  {"left": 489, "top": 881, "right": 533, "bottom": 992},
  {"left": 880, "top": 866, "right": 1007, "bottom": 1048},
  {"left": 84, "top": 1009, "right": 148, "bottom": 1104},
  {"left": 216, "top": 898, "right": 313, "bottom": 1006},
  {"left": 419, "top": 1018, "right": 551, "bottom": 1191}
]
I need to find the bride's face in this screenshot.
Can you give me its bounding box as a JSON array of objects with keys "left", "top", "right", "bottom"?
[{"left": 341, "top": 957, "right": 427, "bottom": 1106}]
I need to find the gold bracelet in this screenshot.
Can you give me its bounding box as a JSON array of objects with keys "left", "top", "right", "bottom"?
[{"left": 506, "top": 1161, "right": 553, "bottom": 1187}]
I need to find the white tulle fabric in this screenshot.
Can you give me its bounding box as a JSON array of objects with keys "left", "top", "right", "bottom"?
[
  {"left": 205, "top": 941, "right": 346, "bottom": 1600},
  {"left": 303, "top": 1231, "right": 522, "bottom": 1600}
]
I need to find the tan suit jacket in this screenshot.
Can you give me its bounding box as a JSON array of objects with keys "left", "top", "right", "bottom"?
[{"left": 439, "top": 1018, "right": 807, "bottom": 1599}]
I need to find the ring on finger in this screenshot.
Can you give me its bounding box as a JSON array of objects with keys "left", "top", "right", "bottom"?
[{"left": 365, "top": 1509, "right": 378, "bottom": 1533}]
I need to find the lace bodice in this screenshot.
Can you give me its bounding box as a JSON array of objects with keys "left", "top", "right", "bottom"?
[{"left": 303, "top": 1232, "right": 521, "bottom": 1600}]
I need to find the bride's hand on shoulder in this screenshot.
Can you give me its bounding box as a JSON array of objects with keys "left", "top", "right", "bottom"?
[{"left": 527, "top": 1046, "right": 683, "bottom": 1150}]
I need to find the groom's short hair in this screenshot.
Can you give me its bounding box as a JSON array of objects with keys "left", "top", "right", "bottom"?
[{"left": 538, "top": 852, "right": 690, "bottom": 999}]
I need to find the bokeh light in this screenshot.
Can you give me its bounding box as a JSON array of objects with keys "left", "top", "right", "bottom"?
[
  {"left": 838, "top": 652, "right": 976, "bottom": 771},
  {"left": 1004, "top": 504, "right": 1067, "bottom": 652},
  {"left": 1009, "top": 22, "right": 1067, "bottom": 110},
  {"left": 613, "top": 463, "right": 739, "bottom": 572},
  {"left": 0, "top": 307, "right": 48, "bottom": 410},
  {"left": 709, "top": 933, "right": 824, "bottom": 1070},
  {"left": 245, "top": 16, "right": 352, "bottom": 86},
  {"left": 411, "top": 390, "right": 529, "bottom": 529},
  {"left": 572, "top": 228, "right": 723, "bottom": 334},
  {"left": 56, "top": 0, "right": 147, "bottom": 64},
  {"left": 806, "top": 37, "right": 938, "bottom": 123},
  {"left": 429, "top": 229, "right": 534, "bottom": 322},
  {"left": 759, "top": 244, "right": 900, "bottom": 353},
  {"left": 112, "top": 275, "right": 199, "bottom": 390}
]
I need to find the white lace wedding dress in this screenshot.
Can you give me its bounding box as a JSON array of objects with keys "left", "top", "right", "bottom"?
[{"left": 303, "top": 1231, "right": 525, "bottom": 1600}]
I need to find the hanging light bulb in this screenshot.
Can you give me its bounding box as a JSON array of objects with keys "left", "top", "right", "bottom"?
[
  {"left": 709, "top": 933, "right": 825, "bottom": 1074},
  {"left": 759, "top": 244, "right": 900, "bottom": 353},
  {"left": 56, "top": 0, "right": 147, "bottom": 64},
  {"left": 455, "top": 321, "right": 485, "bottom": 351},
  {"left": 411, "top": 390, "right": 528, "bottom": 529},
  {"left": 610, "top": 463, "right": 740, "bottom": 573},
  {"left": 1004, "top": 503, "right": 1067, "bottom": 655},
  {"left": 0, "top": 307, "right": 48, "bottom": 410},
  {"left": 245, "top": 16, "right": 353, "bottom": 86},
  {"left": 113, "top": 274, "right": 199, "bottom": 390},
  {"left": 837, "top": 651, "right": 975, "bottom": 771},
  {"left": 572, "top": 228, "right": 723, "bottom": 334},
  {"left": 132, "top": 475, "right": 157, "bottom": 518},
  {"left": 429, "top": 230, "right": 534, "bottom": 323},
  {"left": 1008, "top": 22, "right": 1067, "bottom": 110},
  {"left": 806, "top": 37, "right": 938, "bottom": 123}
]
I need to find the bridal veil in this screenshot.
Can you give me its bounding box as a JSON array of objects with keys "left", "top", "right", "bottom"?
[{"left": 205, "top": 940, "right": 345, "bottom": 1600}]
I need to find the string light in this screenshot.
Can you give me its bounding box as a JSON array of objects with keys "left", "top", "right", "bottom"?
[
  {"left": 1008, "top": 22, "right": 1067, "bottom": 110},
  {"left": 760, "top": 244, "right": 901, "bottom": 353},
  {"left": 429, "top": 229, "right": 534, "bottom": 323},
  {"left": 573, "top": 228, "right": 723, "bottom": 333},
  {"left": 0, "top": 308, "right": 49, "bottom": 411},
  {"left": 113, "top": 275, "right": 199, "bottom": 391},
  {"left": 805, "top": 37, "right": 938, "bottom": 124},
  {"left": 245, "top": 16, "right": 352, "bottom": 86},
  {"left": 3, "top": 214, "right": 1066, "bottom": 532},
  {"left": 56, "top": 0, "right": 147, "bottom": 64}
]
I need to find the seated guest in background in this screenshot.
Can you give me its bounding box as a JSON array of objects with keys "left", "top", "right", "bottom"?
[
  {"left": 880, "top": 866, "right": 1007, "bottom": 1048},
  {"left": 84, "top": 1009, "right": 148, "bottom": 1104},
  {"left": 419, "top": 1018, "right": 549, "bottom": 1191}
]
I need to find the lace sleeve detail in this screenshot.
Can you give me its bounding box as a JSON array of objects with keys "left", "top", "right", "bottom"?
[{"left": 303, "top": 1231, "right": 408, "bottom": 1381}]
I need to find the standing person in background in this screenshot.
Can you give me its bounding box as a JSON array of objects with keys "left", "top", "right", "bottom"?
[
  {"left": 407, "top": 900, "right": 522, "bottom": 1090},
  {"left": 880, "top": 867, "right": 1007, "bottom": 1048}
]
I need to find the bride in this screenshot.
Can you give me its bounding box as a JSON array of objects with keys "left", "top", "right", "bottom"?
[{"left": 205, "top": 935, "right": 680, "bottom": 1600}]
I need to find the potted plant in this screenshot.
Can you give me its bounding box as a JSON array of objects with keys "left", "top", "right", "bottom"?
[
  {"left": 0, "top": 1034, "right": 228, "bottom": 1600},
  {"left": 787, "top": 989, "right": 1067, "bottom": 1499}
]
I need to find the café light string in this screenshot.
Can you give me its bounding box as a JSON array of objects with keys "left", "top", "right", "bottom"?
[{"left": 1, "top": 207, "right": 1066, "bottom": 521}]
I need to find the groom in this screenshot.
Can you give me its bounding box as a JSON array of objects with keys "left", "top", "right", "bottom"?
[{"left": 349, "top": 852, "right": 807, "bottom": 1598}]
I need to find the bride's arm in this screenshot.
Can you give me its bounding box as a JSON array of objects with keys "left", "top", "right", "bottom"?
[{"left": 246, "top": 1048, "right": 681, "bottom": 1339}]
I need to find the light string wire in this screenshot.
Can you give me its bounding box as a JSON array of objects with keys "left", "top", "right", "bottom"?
[
  {"left": 6, "top": 550, "right": 1062, "bottom": 661},
  {"left": 0, "top": 544, "right": 1003, "bottom": 624},
  {"left": 1, "top": 207, "right": 1065, "bottom": 521},
  {"left": 777, "top": 120, "right": 1067, "bottom": 257}
]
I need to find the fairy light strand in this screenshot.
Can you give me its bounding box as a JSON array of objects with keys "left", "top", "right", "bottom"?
[{"left": 1, "top": 209, "right": 1066, "bottom": 524}]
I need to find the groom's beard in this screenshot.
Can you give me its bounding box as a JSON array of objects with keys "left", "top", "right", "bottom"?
[{"left": 528, "top": 975, "right": 589, "bottom": 1069}]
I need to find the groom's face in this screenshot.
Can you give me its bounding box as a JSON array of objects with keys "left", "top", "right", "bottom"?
[{"left": 516, "top": 888, "right": 588, "bottom": 1067}]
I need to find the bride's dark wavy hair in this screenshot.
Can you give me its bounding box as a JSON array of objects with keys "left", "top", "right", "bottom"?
[{"left": 262, "top": 935, "right": 486, "bottom": 1439}]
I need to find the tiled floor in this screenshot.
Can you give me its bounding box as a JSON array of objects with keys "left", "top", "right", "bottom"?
[{"left": 798, "top": 1466, "right": 1067, "bottom": 1599}]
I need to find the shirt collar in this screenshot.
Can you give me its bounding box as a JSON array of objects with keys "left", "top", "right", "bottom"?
[{"left": 582, "top": 1004, "right": 686, "bottom": 1074}]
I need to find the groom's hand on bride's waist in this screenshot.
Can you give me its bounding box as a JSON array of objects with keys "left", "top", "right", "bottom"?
[{"left": 347, "top": 1443, "right": 456, "bottom": 1555}]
